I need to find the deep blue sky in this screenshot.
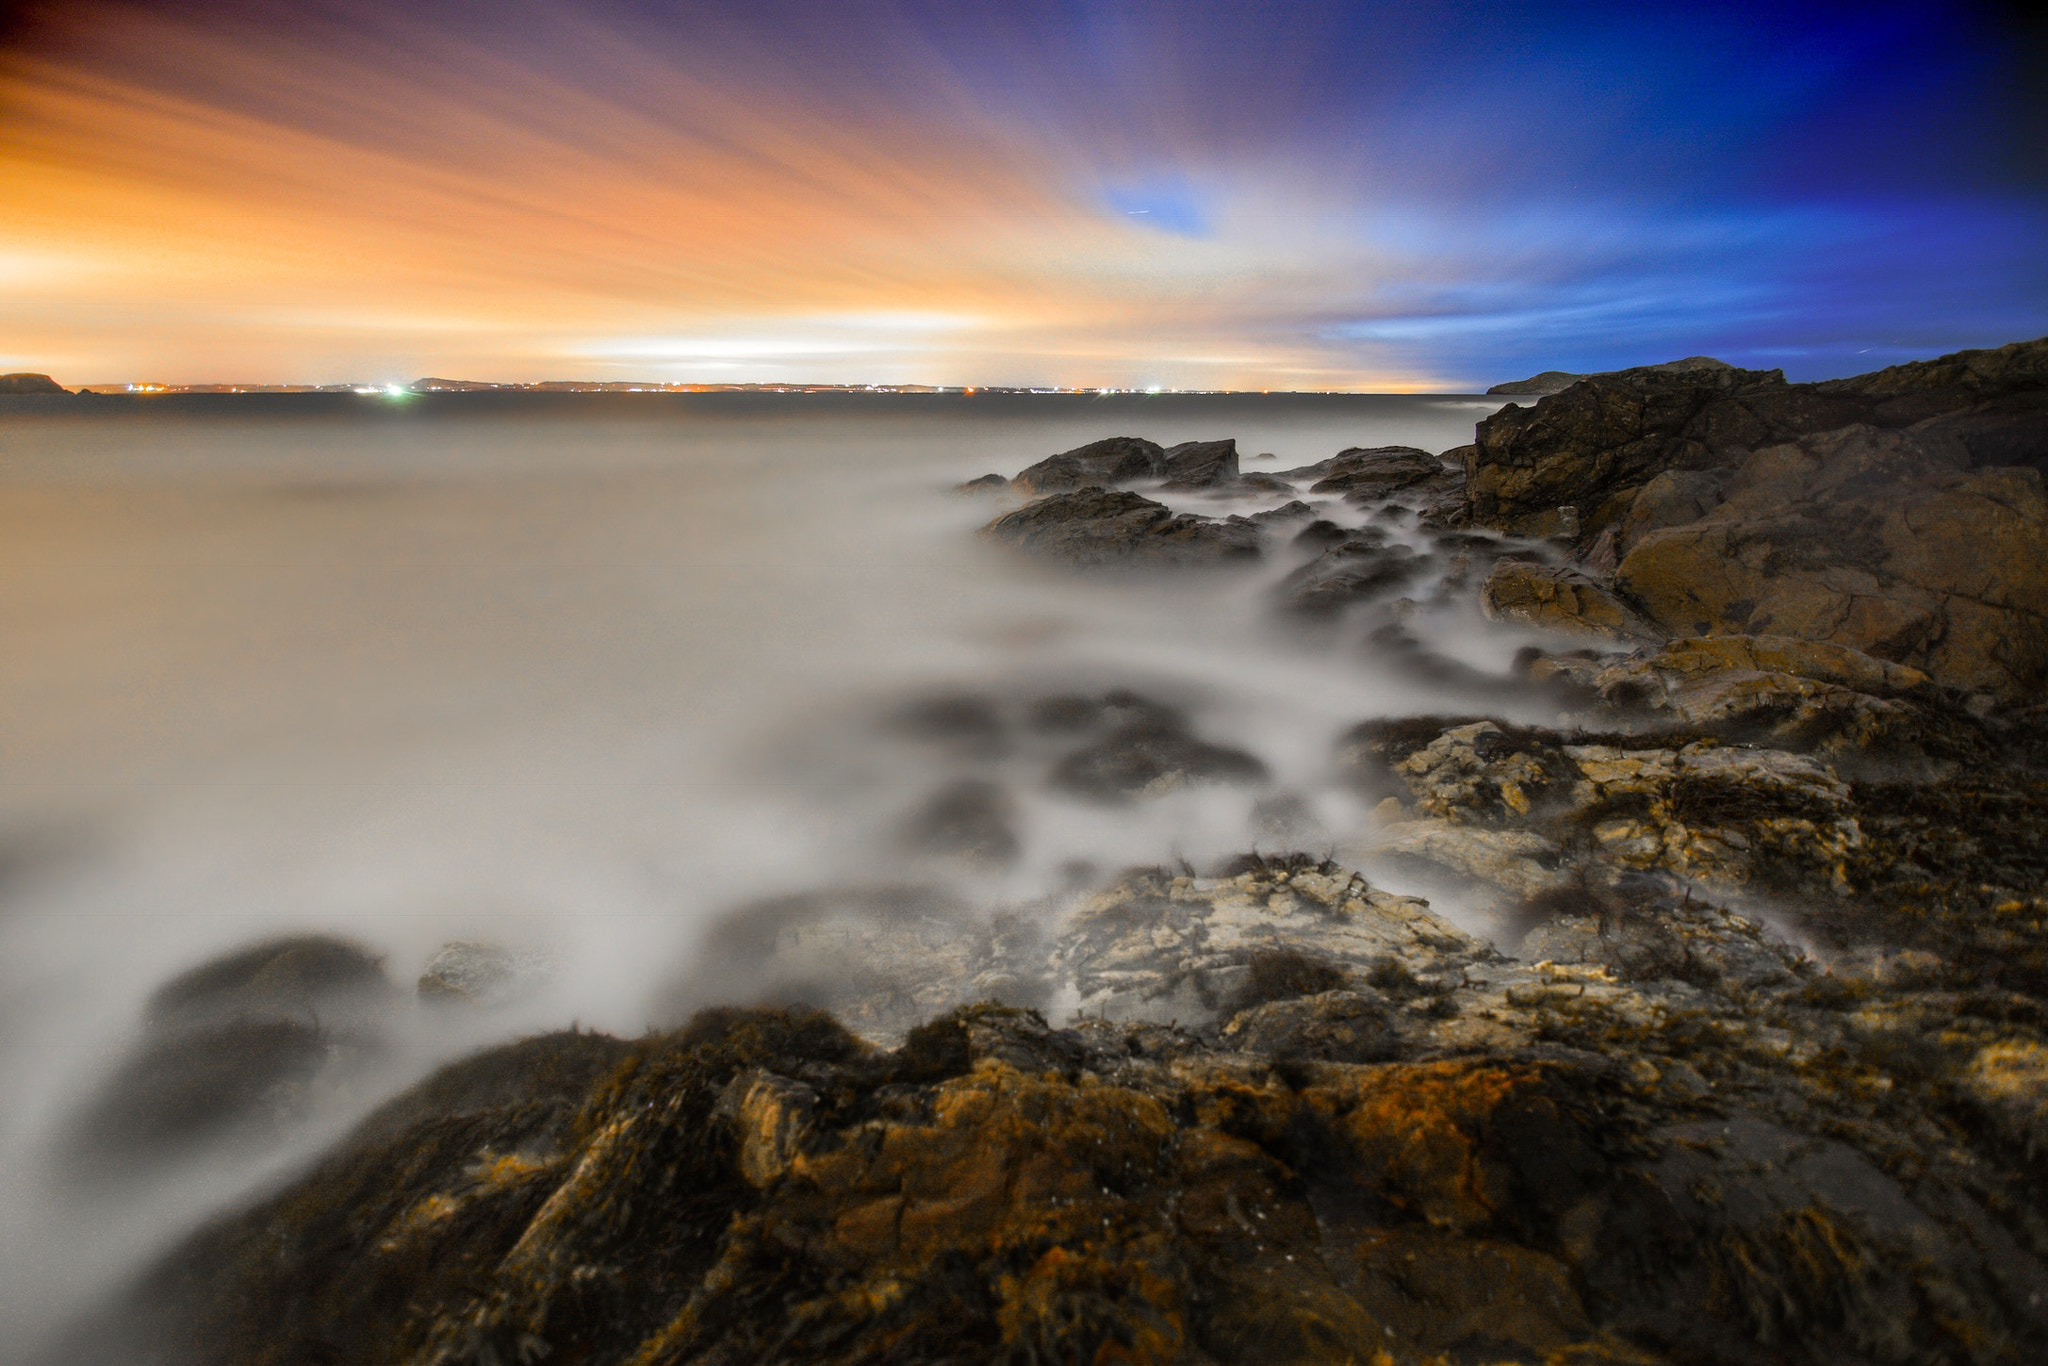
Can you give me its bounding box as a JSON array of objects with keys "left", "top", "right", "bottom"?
[{"left": 4, "top": 0, "right": 2044, "bottom": 385}]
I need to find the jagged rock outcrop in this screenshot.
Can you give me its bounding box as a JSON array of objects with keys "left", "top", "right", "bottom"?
[
  {"left": 979, "top": 488, "right": 1261, "bottom": 568},
  {"left": 1157, "top": 437, "right": 1241, "bottom": 490},
  {"left": 1462, "top": 338, "right": 2048, "bottom": 697},
  {"left": 78, "top": 849, "right": 2048, "bottom": 1365},
  {"left": 1277, "top": 445, "right": 1437, "bottom": 495}
]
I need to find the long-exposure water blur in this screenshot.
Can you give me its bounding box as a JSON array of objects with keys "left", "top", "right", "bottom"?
[{"left": 0, "top": 391, "right": 1517, "bottom": 1351}]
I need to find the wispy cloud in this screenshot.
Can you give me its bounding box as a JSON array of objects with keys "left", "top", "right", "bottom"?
[{"left": 1, "top": 0, "right": 2040, "bottom": 385}]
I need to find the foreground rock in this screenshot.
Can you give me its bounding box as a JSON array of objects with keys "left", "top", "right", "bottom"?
[
  {"left": 979, "top": 487, "right": 1261, "bottom": 568},
  {"left": 82, "top": 852, "right": 2048, "bottom": 1364}
]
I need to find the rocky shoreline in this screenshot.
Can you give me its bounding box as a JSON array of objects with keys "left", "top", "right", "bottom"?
[{"left": 59, "top": 339, "right": 2048, "bottom": 1364}]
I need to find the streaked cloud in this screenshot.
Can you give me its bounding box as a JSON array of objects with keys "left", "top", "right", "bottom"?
[{"left": 0, "top": 0, "right": 2040, "bottom": 386}]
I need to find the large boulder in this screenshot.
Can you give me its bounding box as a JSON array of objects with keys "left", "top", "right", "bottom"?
[
  {"left": 1464, "top": 363, "right": 1796, "bottom": 538},
  {"left": 1466, "top": 338, "right": 2048, "bottom": 543},
  {"left": 978, "top": 488, "right": 1261, "bottom": 568},
  {"left": 1009, "top": 436, "right": 1166, "bottom": 495}
]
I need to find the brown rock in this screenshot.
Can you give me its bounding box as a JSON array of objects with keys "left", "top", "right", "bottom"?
[
  {"left": 1479, "top": 558, "right": 1661, "bottom": 642},
  {"left": 1615, "top": 428, "right": 2048, "bottom": 695}
]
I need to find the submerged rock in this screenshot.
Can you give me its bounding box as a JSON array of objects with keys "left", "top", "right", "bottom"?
[
  {"left": 1048, "top": 711, "right": 1267, "bottom": 800},
  {"left": 1277, "top": 536, "right": 1422, "bottom": 613},
  {"left": 979, "top": 488, "right": 1262, "bottom": 568},
  {"left": 417, "top": 941, "right": 560, "bottom": 1008},
  {"left": 64, "top": 1019, "right": 334, "bottom": 1173},
  {"left": 896, "top": 777, "right": 1021, "bottom": 867},
  {"left": 65, "top": 937, "right": 395, "bottom": 1175},
  {"left": 144, "top": 934, "right": 391, "bottom": 1033}
]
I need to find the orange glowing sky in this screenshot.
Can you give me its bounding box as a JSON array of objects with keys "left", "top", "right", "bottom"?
[{"left": 3, "top": 1, "right": 2043, "bottom": 389}]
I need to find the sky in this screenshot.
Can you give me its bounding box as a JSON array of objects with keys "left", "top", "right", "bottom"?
[{"left": 2, "top": 0, "right": 2044, "bottom": 390}]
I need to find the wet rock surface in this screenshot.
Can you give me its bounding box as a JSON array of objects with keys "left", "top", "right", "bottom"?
[
  {"left": 64, "top": 338, "right": 2048, "bottom": 1365},
  {"left": 978, "top": 487, "right": 1262, "bottom": 568},
  {"left": 66, "top": 937, "right": 396, "bottom": 1174}
]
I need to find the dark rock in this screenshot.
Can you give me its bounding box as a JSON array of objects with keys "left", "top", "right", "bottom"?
[
  {"left": 1009, "top": 436, "right": 1165, "bottom": 495},
  {"left": 1277, "top": 538, "right": 1421, "bottom": 613},
  {"left": 1232, "top": 471, "right": 1296, "bottom": 495},
  {"left": 1817, "top": 334, "right": 2048, "bottom": 402},
  {"left": 979, "top": 488, "right": 1261, "bottom": 569},
  {"left": 1157, "top": 437, "right": 1240, "bottom": 490},
  {"left": 1466, "top": 362, "right": 1789, "bottom": 538},
  {"left": 145, "top": 935, "right": 391, "bottom": 1033},
  {"left": 1025, "top": 692, "right": 1106, "bottom": 732},
  {"left": 1247, "top": 499, "right": 1315, "bottom": 525},
  {"left": 881, "top": 692, "right": 1007, "bottom": 757},
  {"left": 64, "top": 1019, "right": 334, "bottom": 1172},
  {"left": 1277, "top": 445, "right": 1441, "bottom": 498},
  {"left": 897, "top": 779, "right": 1021, "bottom": 867},
  {"left": 1290, "top": 517, "right": 1352, "bottom": 549},
  {"left": 1049, "top": 712, "right": 1267, "bottom": 801},
  {"left": 953, "top": 472, "right": 1007, "bottom": 493},
  {"left": 0, "top": 372, "right": 70, "bottom": 394}
]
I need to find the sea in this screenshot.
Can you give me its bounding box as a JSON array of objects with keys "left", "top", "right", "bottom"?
[{"left": 0, "top": 390, "right": 1525, "bottom": 1351}]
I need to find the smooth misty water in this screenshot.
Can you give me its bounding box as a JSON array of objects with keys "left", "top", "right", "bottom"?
[{"left": 0, "top": 391, "right": 1521, "bottom": 1350}]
